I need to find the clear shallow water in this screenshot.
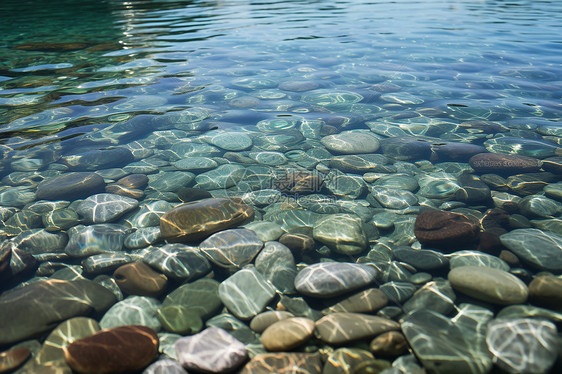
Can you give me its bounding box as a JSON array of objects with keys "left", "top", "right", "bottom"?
[{"left": 1, "top": 0, "right": 562, "bottom": 373}]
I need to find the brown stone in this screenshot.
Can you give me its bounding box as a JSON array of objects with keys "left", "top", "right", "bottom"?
[
  {"left": 160, "top": 198, "right": 254, "bottom": 243},
  {"left": 113, "top": 262, "right": 167, "bottom": 297},
  {"left": 63, "top": 325, "right": 159, "bottom": 374},
  {"left": 529, "top": 275, "right": 562, "bottom": 310},
  {"left": 414, "top": 210, "right": 480, "bottom": 250},
  {"left": 105, "top": 184, "right": 144, "bottom": 199},
  {"left": 261, "top": 318, "right": 315, "bottom": 351},
  {"left": 115, "top": 174, "right": 148, "bottom": 189},
  {"left": 499, "top": 250, "right": 520, "bottom": 266},
  {"left": 369, "top": 331, "right": 408, "bottom": 357},
  {"left": 279, "top": 233, "right": 315, "bottom": 253},
  {"left": 469, "top": 153, "right": 541, "bottom": 175},
  {"left": 0, "top": 347, "right": 31, "bottom": 373},
  {"left": 176, "top": 187, "right": 213, "bottom": 203}
]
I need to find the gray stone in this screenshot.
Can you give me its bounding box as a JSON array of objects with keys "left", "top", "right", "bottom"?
[
  {"left": 143, "top": 243, "right": 211, "bottom": 281},
  {"left": 371, "top": 187, "right": 418, "bottom": 209},
  {"left": 449, "top": 250, "right": 510, "bottom": 271},
  {"left": 255, "top": 241, "right": 297, "bottom": 294},
  {"left": 99, "top": 295, "right": 161, "bottom": 331},
  {"left": 175, "top": 327, "right": 247, "bottom": 373},
  {"left": 143, "top": 359, "right": 187, "bottom": 374},
  {"left": 486, "top": 318, "right": 558, "bottom": 374},
  {"left": 36, "top": 172, "right": 105, "bottom": 201},
  {"left": 315, "top": 312, "right": 399, "bottom": 345},
  {"left": 294, "top": 262, "right": 377, "bottom": 298},
  {"left": 65, "top": 224, "right": 129, "bottom": 258},
  {"left": 200, "top": 228, "right": 263, "bottom": 269},
  {"left": 321, "top": 131, "right": 380, "bottom": 154},
  {"left": 218, "top": 266, "right": 276, "bottom": 320},
  {"left": 76, "top": 193, "right": 139, "bottom": 224},
  {"left": 313, "top": 214, "right": 367, "bottom": 255},
  {"left": 500, "top": 228, "right": 562, "bottom": 271}
]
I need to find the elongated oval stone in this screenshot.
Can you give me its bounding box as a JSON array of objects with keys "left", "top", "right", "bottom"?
[
  {"left": 294, "top": 262, "right": 378, "bottom": 298},
  {"left": 261, "top": 317, "right": 315, "bottom": 351},
  {"left": 36, "top": 172, "right": 105, "bottom": 201},
  {"left": 315, "top": 313, "right": 399, "bottom": 345},
  {"left": 160, "top": 198, "right": 254, "bottom": 243}
]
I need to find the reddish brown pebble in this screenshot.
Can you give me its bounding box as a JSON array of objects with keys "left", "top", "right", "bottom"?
[
  {"left": 114, "top": 262, "right": 167, "bottom": 297},
  {"left": 116, "top": 174, "right": 149, "bottom": 189},
  {"left": 369, "top": 331, "right": 409, "bottom": 357},
  {"left": 0, "top": 347, "right": 31, "bottom": 373},
  {"left": 414, "top": 210, "right": 480, "bottom": 250},
  {"left": 63, "top": 325, "right": 159, "bottom": 374}
]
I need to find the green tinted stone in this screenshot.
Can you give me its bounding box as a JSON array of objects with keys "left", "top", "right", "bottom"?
[{"left": 158, "top": 305, "right": 203, "bottom": 335}]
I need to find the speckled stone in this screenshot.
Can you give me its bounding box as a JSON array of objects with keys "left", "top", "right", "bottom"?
[
  {"left": 160, "top": 198, "right": 254, "bottom": 243},
  {"left": 448, "top": 266, "right": 528, "bottom": 305},
  {"left": 295, "top": 262, "right": 377, "bottom": 298},
  {"left": 315, "top": 312, "right": 400, "bottom": 345},
  {"left": 175, "top": 327, "right": 247, "bottom": 373},
  {"left": 63, "top": 325, "right": 158, "bottom": 374}
]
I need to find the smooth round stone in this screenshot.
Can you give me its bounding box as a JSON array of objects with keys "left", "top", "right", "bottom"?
[
  {"left": 519, "top": 195, "right": 562, "bottom": 218},
  {"left": 329, "top": 154, "right": 393, "bottom": 174},
  {"left": 243, "top": 221, "right": 285, "bottom": 242},
  {"left": 410, "top": 272, "right": 432, "bottom": 285},
  {"left": 239, "top": 353, "right": 322, "bottom": 374},
  {"left": 500, "top": 228, "right": 562, "bottom": 271},
  {"left": 126, "top": 200, "right": 172, "bottom": 228},
  {"left": 541, "top": 156, "right": 562, "bottom": 174},
  {"left": 449, "top": 250, "right": 510, "bottom": 271},
  {"left": 34, "top": 317, "right": 100, "bottom": 365},
  {"left": 195, "top": 164, "right": 246, "bottom": 190},
  {"left": 0, "top": 186, "right": 35, "bottom": 208},
  {"left": 369, "top": 331, "right": 409, "bottom": 357},
  {"left": 372, "top": 173, "right": 419, "bottom": 191},
  {"left": 124, "top": 227, "right": 162, "bottom": 249},
  {"left": 158, "top": 305, "right": 203, "bottom": 335},
  {"left": 12, "top": 228, "right": 67, "bottom": 254},
  {"left": 371, "top": 186, "right": 418, "bottom": 209},
  {"left": 160, "top": 198, "right": 254, "bottom": 243},
  {"left": 105, "top": 184, "right": 144, "bottom": 199},
  {"left": 544, "top": 182, "right": 562, "bottom": 201},
  {"left": 175, "top": 327, "right": 247, "bottom": 373},
  {"left": 82, "top": 253, "right": 131, "bottom": 274},
  {"left": 36, "top": 172, "right": 105, "bottom": 201},
  {"left": 402, "top": 307, "right": 493, "bottom": 374},
  {"left": 200, "top": 228, "right": 263, "bottom": 269},
  {"left": 168, "top": 142, "right": 221, "bottom": 159},
  {"left": 143, "top": 244, "right": 211, "bottom": 281},
  {"left": 414, "top": 209, "right": 480, "bottom": 250},
  {"left": 249, "top": 311, "right": 294, "bottom": 333},
  {"left": 176, "top": 188, "right": 212, "bottom": 203},
  {"left": 315, "top": 312, "right": 400, "bottom": 345},
  {"left": 143, "top": 359, "right": 187, "bottom": 374},
  {"left": 379, "top": 281, "right": 417, "bottom": 304},
  {"left": 321, "top": 131, "right": 380, "bottom": 154},
  {"left": 115, "top": 174, "right": 148, "bottom": 189},
  {"left": 0, "top": 347, "right": 31, "bottom": 372},
  {"left": 313, "top": 214, "right": 367, "bottom": 255},
  {"left": 114, "top": 262, "right": 167, "bottom": 298},
  {"left": 506, "top": 172, "right": 555, "bottom": 196},
  {"left": 0, "top": 279, "right": 116, "bottom": 346},
  {"left": 162, "top": 278, "right": 221, "bottom": 320},
  {"left": 294, "top": 262, "right": 378, "bottom": 298},
  {"left": 65, "top": 224, "right": 128, "bottom": 258},
  {"left": 172, "top": 157, "right": 218, "bottom": 171},
  {"left": 260, "top": 317, "right": 314, "bottom": 352},
  {"left": 486, "top": 318, "right": 558, "bottom": 374},
  {"left": 148, "top": 171, "right": 195, "bottom": 193},
  {"left": 417, "top": 172, "right": 461, "bottom": 199},
  {"left": 279, "top": 233, "right": 315, "bottom": 253},
  {"left": 392, "top": 247, "right": 449, "bottom": 271},
  {"left": 301, "top": 89, "right": 364, "bottom": 108},
  {"left": 63, "top": 325, "right": 159, "bottom": 374},
  {"left": 484, "top": 137, "right": 560, "bottom": 158},
  {"left": 76, "top": 193, "right": 139, "bottom": 224},
  {"left": 255, "top": 241, "right": 297, "bottom": 294},
  {"left": 99, "top": 296, "right": 161, "bottom": 331},
  {"left": 528, "top": 275, "right": 562, "bottom": 310},
  {"left": 248, "top": 151, "right": 287, "bottom": 166},
  {"left": 448, "top": 266, "right": 528, "bottom": 305},
  {"left": 41, "top": 208, "right": 80, "bottom": 231},
  {"left": 218, "top": 266, "right": 277, "bottom": 320},
  {"left": 469, "top": 153, "right": 541, "bottom": 175},
  {"left": 322, "top": 288, "right": 388, "bottom": 314},
  {"left": 63, "top": 148, "right": 135, "bottom": 171},
  {"left": 207, "top": 132, "right": 252, "bottom": 151},
  {"left": 205, "top": 313, "right": 258, "bottom": 345}
]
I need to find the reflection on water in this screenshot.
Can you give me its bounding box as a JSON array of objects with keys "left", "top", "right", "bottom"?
[{"left": 0, "top": 0, "right": 561, "bottom": 373}]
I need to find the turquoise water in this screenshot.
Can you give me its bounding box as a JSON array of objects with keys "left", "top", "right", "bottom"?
[{"left": 1, "top": 0, "right": 562, "bottom": 373}]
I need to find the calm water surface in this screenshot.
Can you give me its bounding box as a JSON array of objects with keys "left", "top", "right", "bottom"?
[{"left": 1, "top": 0, "right": 561, "bottom": 373}]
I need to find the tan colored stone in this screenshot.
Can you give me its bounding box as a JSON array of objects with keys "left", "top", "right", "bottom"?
[{"left": 261, "top": 318, "right": 315, "bottom": 351}]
